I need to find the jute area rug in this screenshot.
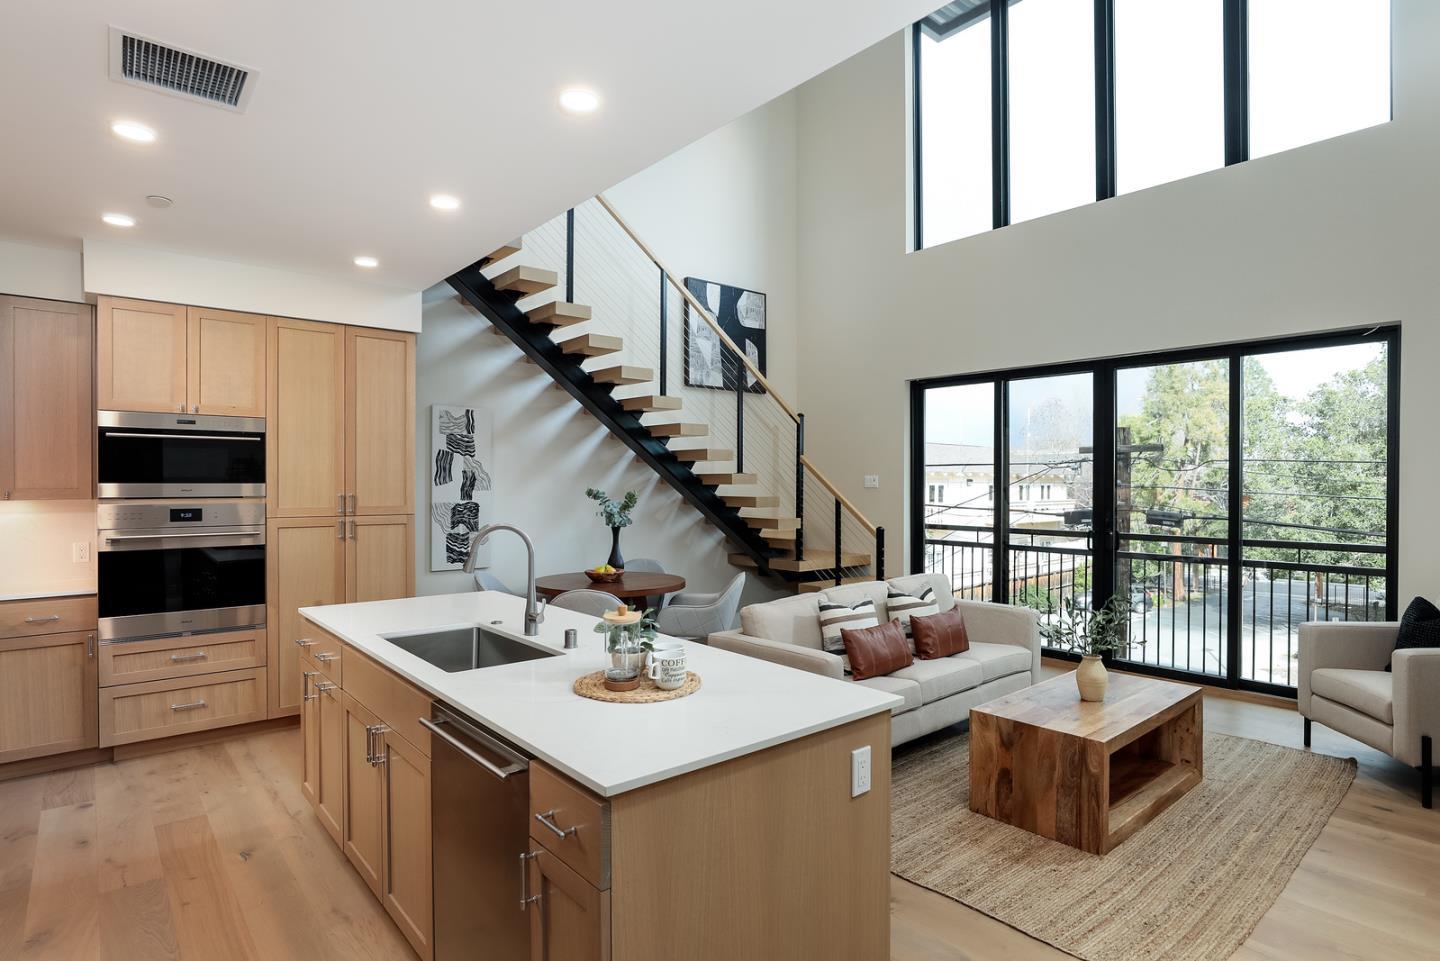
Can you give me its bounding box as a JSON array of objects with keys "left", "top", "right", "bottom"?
[{"left": 891, "top": 731, "right": 1356, "bottom": 961}]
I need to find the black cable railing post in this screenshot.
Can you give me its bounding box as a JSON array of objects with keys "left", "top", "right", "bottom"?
[
  {"left": 735, "top": 359, "right": 745, "bottom": 473},
  {"left": 565, "top": 208, "right": 576, "bottom": 303},
  {"left": 834, "top": 497, "right": 843, "bottom": 587},
  {"left": 795, "top": 414, "right": 806, "bottom": 561},
  {"left": 875, "top": 526, "right": 885, "bottom": 580},
  {"left": 658, "top": 268, "right": 668, "bottom": 395}
]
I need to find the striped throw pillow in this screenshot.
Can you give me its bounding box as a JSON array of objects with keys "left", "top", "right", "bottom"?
[
  {"left": 887, "top": 587, "right": 939, "bottom": 636},
  {"left": 818, "top": 598, "right": 880, "bottom": 655}
]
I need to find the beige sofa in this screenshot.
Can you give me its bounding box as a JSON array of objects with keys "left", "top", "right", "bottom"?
[{"left": 709, "top": 573, "right": 1040, "bottom": 746}]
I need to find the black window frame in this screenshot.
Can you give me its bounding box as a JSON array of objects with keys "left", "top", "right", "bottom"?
[
  {"left": 913, "top": 0, "right": 1393, "bottom": 250},
  {"left": 909, "top": 325, "right": 1400, "bottom": 697}
]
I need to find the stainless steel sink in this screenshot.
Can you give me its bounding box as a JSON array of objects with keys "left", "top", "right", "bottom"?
[{"left": 380, "top": 625, "right": 562, "bottom": 673}]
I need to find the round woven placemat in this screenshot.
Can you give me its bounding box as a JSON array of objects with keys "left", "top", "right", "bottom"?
[{"left": 572, "top": 670, "right": 702, "bottom": 703}]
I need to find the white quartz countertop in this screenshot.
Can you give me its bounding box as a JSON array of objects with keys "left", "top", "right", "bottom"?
[
  {"left": 0, "top": 587, "right": 96, "bottom": 602},
  {"left": 300, "top": 591, "right": 900, "bottom": 797}
]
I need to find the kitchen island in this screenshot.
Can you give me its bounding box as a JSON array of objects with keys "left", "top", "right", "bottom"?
[{"left": 298, "top": 590, "right": 899, "bottom": 961}]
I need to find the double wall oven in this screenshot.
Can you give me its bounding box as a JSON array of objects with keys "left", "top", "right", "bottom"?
[{"left": 96, "top": 411, "right": 267, "bottom": 643}]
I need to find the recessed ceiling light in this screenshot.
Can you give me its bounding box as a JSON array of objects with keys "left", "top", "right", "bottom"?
[
  {"left": 111, "top": 120, "right": 156, "bottom": 143},
  {"left": 558, "top": 87, "right": 600, "bottom": 114},
  {"left": 353, "top": 255, "right": 379, "bottom": 269},
  {"left": 429, "top": 193, "right": 461, "bottom": 212},
  {"left": 102, "top": 212, "right": 136, "bottom": 228}
]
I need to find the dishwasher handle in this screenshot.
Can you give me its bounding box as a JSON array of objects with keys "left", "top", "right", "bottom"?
[{"left": 420, "top": 714, "right": 528, "bottom": 780}]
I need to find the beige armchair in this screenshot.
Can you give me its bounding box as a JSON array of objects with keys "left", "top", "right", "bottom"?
[{"left": 1298, "top": 621, "right": 1440, "bottom": 807}]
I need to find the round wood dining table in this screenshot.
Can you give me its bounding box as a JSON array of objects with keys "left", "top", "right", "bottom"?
[{"left": 534, "top": 571, "right": 686, "bottom": 602}]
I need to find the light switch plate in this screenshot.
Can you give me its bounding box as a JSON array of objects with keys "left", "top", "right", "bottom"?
[
  {"left": 851, "top": 745, "right": 872, "bottom": 797},
  {"left": 863, "top": 475, "right": 879, "bottom": 489}
]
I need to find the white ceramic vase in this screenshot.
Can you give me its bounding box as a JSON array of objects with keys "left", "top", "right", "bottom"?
[{"left": 1076, "top": 655, "right": 1108, "bottom": 702}]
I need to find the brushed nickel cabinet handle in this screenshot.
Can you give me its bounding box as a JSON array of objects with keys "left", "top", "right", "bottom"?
[
  {"left": 520, "top": 851, "right": 540, "bottom": 910},
  {"left": 347, "top": 493, "right": 356, "bottom": 514},
  {"left": 87, "top": 634, "right": 95, "bottom": 657},
  {"left": 294, "top": 638, "right": 314, "bottom": 648},
  {"left": 170, "top": 651, "right": 208, "bottom": 663},
  {"left": 315, "top": 680, "right": 338, "bottom": 699},
  {"left": 170, "top": 699, "right": 207, "bottom": 712},
  {"left": 347, "top": 520, "right": 356, "bottom": 540},
  {"left": 534, "top": 810, "right": 578, "bottom": 840},
  {"left": 302, "top": 670, "right": 318, "bottom": 702},
  {"left": 337, "top": 520, "right": 345, "bottom": 539},
  {"left": 313, "top": 651, "right": 338, "bottom": 663},
  {"left": 24, "top": 615, "right": 61, "bottom": 624},
  {"left": 338, "top": 492, "right": 346, "bottom": 515}
]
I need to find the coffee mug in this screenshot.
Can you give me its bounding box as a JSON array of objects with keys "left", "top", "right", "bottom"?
[
  {"left": 646, "top": 640, "right": 682, "bottom": 668},
  {"left": 647, "top": 647, "right": 688, "bottom": 690}
]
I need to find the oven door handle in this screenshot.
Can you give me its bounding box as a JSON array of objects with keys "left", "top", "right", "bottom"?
[
  {"left": 103, "top": 529, "right": 265, "bottom": 541},
  {"left": 103, "top": 432, "right": 262, "bottom": 442}
]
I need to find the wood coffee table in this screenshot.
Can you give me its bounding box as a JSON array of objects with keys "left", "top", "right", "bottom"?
[{"left": 969, "top": 672, "right": 1203, "bottom": 855}]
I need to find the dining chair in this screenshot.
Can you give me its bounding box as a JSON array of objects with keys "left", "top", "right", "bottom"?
[
  {"left": 472, "top": 570, "right": 518, "bottom": 595},
  {"left": 622, "top": 557, "right": 677, "bottom": 608},
  {"left": 549, "top": 589, "right": 624, "bottom": 618},
  {"left": 656, "top": 572, "right": 746, "bottom": 642}
]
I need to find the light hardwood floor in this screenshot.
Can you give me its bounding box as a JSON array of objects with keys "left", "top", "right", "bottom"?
[{"left": 0, "top": 671, "right": 1436, "bottom": 961}]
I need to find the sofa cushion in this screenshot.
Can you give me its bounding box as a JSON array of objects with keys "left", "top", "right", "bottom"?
[
  {"left": 887, "top": 573, "right": 957, "bottom": 614},
  {"left": 1391, "top": 596, "right": 1440, "bottom": 670},
  {"left": 1311, "top": 668, "right": 1394, "bottom": 724},
  {"left": 818, "top": 598, "right": 879, "bottom": 655},
  {"left": 890, "top": 656, "right": 984, "bottom": 702},
  {"left": 887, "top": 586, "right": 939, "bottom": 637},
  {"left": 956, "top": 641, "right": 1032, "bottom": 682},
  {"left": 911, "top": 608, "right": 970, "bottom": 659},
  {"left": 820, "top": 582, "right": 891, "bottom": 620},
  {"left": 842, "top": 619, "right": 913, "bottom": 681},
  {"left": 740, "top": 592, "right": 823, "bottom": 649},
  {"left": 853, "top": 674, "right": 922, "bottom": 715}
]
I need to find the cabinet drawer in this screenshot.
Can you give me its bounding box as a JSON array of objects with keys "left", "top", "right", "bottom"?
[
  {"left": 99, "top": 667, "right": 267, "bottom": 747},
  {"left": 100, "top": 629, "right": 266, "bottom": 686},
  {"left": 0, "top": 595, "right": 98, "bottom": 639},
  {"left": 298, "top": 625, "right": 344, "bottom": 685},
  {"left": 530, "top": 762, "right": 611, "bottom": 889},
  {"left": 342, "top": 644, "right": 430, "bottom": 757}
]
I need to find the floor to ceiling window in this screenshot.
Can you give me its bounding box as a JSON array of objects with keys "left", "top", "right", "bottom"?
[
  {"left": 912, "top": 0, "right": 1392, "bottom": 248},
  {"left": 911, "top": 327, "right": 1398, "bottom": 695}
]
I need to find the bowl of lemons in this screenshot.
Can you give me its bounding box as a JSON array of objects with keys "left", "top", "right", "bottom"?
[{"left": 585, "top": 563, "right": 625, "bottom": 584}]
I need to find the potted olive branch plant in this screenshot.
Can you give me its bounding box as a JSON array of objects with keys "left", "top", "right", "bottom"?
[
  {"left": 593, "top": 607, "right": 660, "bottom": 676},
  {"left": 585, "top": 487, "right": 638, "bottom": 570},
  {"left": 1038, "top": 594, "right": 1141, "bottom": 702}
]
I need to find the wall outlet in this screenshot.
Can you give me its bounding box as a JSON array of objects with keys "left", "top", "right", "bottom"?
[
  {"left": 863, "top": 475, "right": 880, "bottom": 489},
  {"left": 851, "top": 745, "right": 872, "bottom": 797},
  {"left": 72, "top": 541, "right": 91, "bottom": 564}
]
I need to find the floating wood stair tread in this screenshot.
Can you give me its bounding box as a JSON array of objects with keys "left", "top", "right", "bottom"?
[
  {"left": 591, "top": 365, "right": 653, "bottom": 386},
  {"left": 649, "top": 423, "right": 709, "bottom": 438},
  {"left": 672, "top": 448, "right": 734, "bottom": 463},
  {"left": 724, "top": 494, "right": 779, "bottom": 508},
  {"left": 558, "top": 333, "right": 623, "bottom": 357},
  {"left": 696, "top": 472, "right": 758, "bottom": 486},
  {"left": 527, "top": 301, "right": 592, "bottom": 326},
  {"left": 494, "top": 265, "right": 558, "bottom": 295},
  {"left": 760, "top": 527, "right": 798, "bottom": 542},
  {"left": 484, "top": 239, "right": 522, "bottom": 264},
  {"left": 744, "top": 515, "right": 801, "bottom": 530},
  {"left": 771, "top": 553, "right": 873, "bottom": 572},
  {"left": 621, "top": 394, "right": 682, "bottom": 412},
  {"left": 796, "top": 577, "right": 872, "bottom": 593}
]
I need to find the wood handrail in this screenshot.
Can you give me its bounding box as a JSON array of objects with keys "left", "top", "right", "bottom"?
[
  {"left": 801, "top": 455, "right": 877, "bottom": 536},
  {"left": 595, "top": 193, "right": 800, "bottom": 424}
]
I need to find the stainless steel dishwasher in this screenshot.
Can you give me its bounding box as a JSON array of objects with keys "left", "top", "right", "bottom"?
[{"left": 421, "top": 703, "right": 532, "bottom": 961}]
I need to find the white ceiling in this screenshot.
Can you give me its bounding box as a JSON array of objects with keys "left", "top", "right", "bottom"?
[{"left": 0, "top": 0, "right": 936, "bottom": 292}]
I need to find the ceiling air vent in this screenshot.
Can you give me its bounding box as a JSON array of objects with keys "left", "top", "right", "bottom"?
[{"left": 108, "top": 27, "right": 257, "bottom": 112}]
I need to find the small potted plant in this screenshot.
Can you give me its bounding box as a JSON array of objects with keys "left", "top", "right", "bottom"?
[
  {"left": 594, "top": 606, "right": 659, "bottom": 680},
  {"left": 1039, "top": 594, "right": 1139, "bottom": 702},
  {"left": 585, "top": 487, "right": 638, "bottom": 571}
]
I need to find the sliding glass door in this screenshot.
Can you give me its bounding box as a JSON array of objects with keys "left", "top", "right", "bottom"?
[{"left": 912, "top": 328, "right": 1397, "bottom": 695}]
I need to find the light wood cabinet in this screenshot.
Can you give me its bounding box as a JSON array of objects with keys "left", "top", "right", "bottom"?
[
  {"left": 0, "top": 296, "right": 94, "bottom": 501},
  {"left": 187, "top": 307, "right": 266, "bottom": 416},
  {"left": 346, "top": 327, "right": 415, "bottom": 515},
  {"left": 528, "top": 845, "right": 610, "bottom": 961},
  {"left": 98, "top": 666, "right": 266, "bottom": 748},
  {"left": 99, "top": 629, "right": 265, "bottom": 687},
  {"left": 300, "top": 657, "right": 322, "bottom": 810},
  {"left": 0, "top": 629, "right": 98, "bottom": 764},
  {"left": 97, "top": 296, "right": 267, "bottom": 416},
  {"left": 268, "top": 317, "right": 346, "bottom": 517},
  {"left": 348, "top": 515, "right": 415, "bottom": 603},
  {"left": 381, "top": 728, "right": 433, "bottom": 961},
  {"left": 312, "top": 667, "right": 345, "bottom": 846},
  {"left": 267, "top": 517, "right": 347, "bottom": 717},
  {"left": 343, "top": 693, "right": 384, "bottom": 898}
]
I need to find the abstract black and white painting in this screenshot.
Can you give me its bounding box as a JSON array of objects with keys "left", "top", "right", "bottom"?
[
  {"left": 683, "top": 277, "right": 766, "bottom": 394},
  {"left": 429, "top": 405, "right": 494, "bottom": 572}
]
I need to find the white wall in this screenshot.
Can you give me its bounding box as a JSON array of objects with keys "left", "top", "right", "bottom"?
[
  {"left": 0, "top": 239, "right": 84, "bottom": 302},
  {"left": 83, "top": 239, "right": 421, "bottom": 331},
  {"left": 794, "top": 0, "right": 1440, "bottom": 600},
  {"left": 413, "top": 97, "right": 800, "bottom": 608},
  {"left": 0, "top": 502, "right": 97, "bottom": 596}
]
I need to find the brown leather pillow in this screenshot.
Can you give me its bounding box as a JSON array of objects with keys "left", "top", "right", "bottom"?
[
  {"left": 841, "top": 619, "right": 913, "bottom": 680},
  {"left": 910, "top": 608, "right": 970, "bottom": 659}
]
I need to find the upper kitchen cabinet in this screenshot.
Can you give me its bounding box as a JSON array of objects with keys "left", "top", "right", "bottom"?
[
  {"left": 268, "top": 317, "right": 346, "bottom": 517},
  {"left": 346, "top": 327, "right": 414, "bottom": 515},
  {"left": 97, "top": 296, "right": 188, "bottom": 413},
  {"left": 0, "top": 296, "right": 94, "bottom": 500},
  {"left": 96, "top": 297, "right": 266, "bottom": 416},
  {"left": 187, "top": 307, "right": 267, "bottom": 416}
]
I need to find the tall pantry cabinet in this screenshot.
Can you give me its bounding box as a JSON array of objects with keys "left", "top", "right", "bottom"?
[{"left": 267, "top": 321, "right": 415, "bottom": 717}]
